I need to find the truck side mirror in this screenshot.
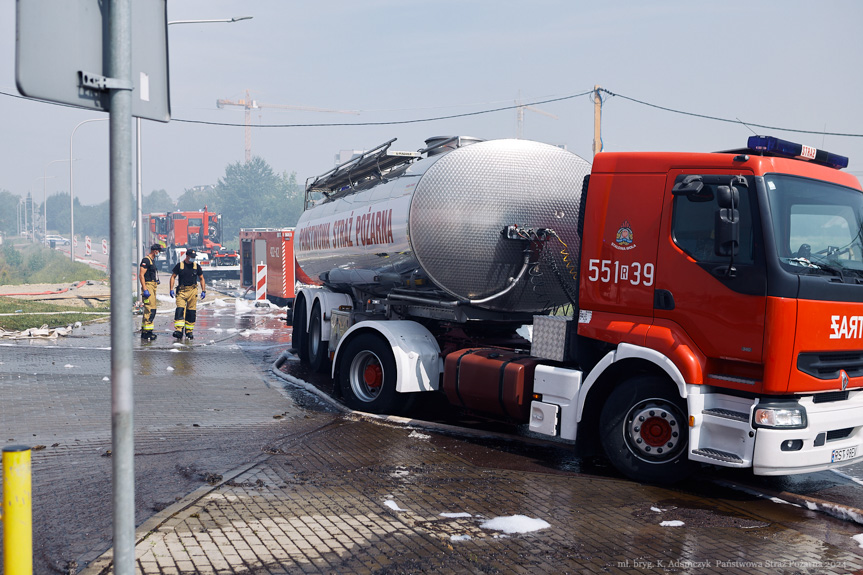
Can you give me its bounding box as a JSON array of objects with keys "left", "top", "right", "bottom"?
[
  {"left": 716, "top": 184, "right": 740, "bottom": 209},
  {"left": 714, "top": 185, "right": 739, "bottom": 257}
]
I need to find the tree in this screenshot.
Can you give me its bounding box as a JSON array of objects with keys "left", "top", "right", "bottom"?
[
  {"left": 144, "top": 189, "right": 175, "bottom": 213},
  {"left": 282, "top": 171, "right": 305, "bottom": 227},
  {"left": 74, "top": 199, "right": 110, "bottom": 239},
  {"left": 46, "top": 192, "right": 70, "bottom": 234},
  {"left": 0, "top": 190, "right": 22, "bottom": 237},
  {"left": 177, "top": 185, "right": 219, "bottom": 212},
  {"left": 214, "top": 157, "right": 303, "bottom": 242}
]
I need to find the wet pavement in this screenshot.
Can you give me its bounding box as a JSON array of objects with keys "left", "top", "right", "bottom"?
[{"left": 3, "top": 292, "right": 863, "bottom": 573}]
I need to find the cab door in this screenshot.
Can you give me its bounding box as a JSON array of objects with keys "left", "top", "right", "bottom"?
[
  {"left": 654, "top": 171, "right": 767, "bottom": 382},
  {"left": 578, "top": 171, "right": 666, "bottom": 346}
]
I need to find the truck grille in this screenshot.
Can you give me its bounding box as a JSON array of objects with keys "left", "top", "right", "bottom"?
[
  {"left": 797, "top": 351, "right": 863, "bottom": 380},
  {"left": 813, "top": 391, "right": 849, "bottom": 404}
]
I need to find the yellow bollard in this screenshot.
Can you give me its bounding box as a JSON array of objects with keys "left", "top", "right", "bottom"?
[{"left": 3, "top": 445, "right": 32, "bottom": 575}]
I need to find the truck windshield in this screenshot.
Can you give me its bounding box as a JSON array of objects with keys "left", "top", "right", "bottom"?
[{"left": 766, "top": 174, "right": 863, "bottom": 277}]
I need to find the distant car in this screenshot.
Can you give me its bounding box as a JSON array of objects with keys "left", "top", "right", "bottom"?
[{"left": 45, "top": 234, "right": 70, "bottom": 246}]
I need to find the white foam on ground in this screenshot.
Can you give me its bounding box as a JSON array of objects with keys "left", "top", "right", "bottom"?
[
  {"left": 479, "top": 515, "right": 550, "bottom": 534},
  {"left": 450, "top": 534, "right": 471, "bottom": 541},
  {"left": 384, "top": 499, "right": 408, "bottom": 512}
]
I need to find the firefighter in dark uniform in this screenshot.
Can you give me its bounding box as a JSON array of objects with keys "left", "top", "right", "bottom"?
[
  {"left": 169, "top": 249, "right": 206, "bottom": 340},
  {"left": 139, "top": 243, "right": 163, "bottom": 340}
]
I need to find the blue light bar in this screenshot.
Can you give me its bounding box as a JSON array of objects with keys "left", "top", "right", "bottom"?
[{"left": 747, "top": 135, "right": 849, "bottom": 170}]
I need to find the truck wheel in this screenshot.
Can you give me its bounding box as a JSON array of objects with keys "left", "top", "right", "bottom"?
[
  {"left": 339, "top": 334, "right": 402, "bottom": 414},
  {"left": 307, "top": 301, "right": 328, "bottom": 373},
  {"left": 599, "top": 376, "right": 694, "bottom": 484},
  {"left": 292, "top": 297, "right": 309, "bottom": 362}
]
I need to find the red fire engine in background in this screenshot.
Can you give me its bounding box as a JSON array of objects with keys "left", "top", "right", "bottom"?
[
  {"left": 239, "top": 227, "right": 309, "bottom": 308},
  {"left": 146, "top": 207, "right": 240, "bottom": 279}
]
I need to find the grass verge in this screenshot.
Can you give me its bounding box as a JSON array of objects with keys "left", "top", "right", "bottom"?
[{"left": 0, "top": 296, "right": 110, "bottom": 332}]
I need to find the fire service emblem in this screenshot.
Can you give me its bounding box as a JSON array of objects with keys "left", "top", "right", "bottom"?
[{"left": 613, "top": 221, "right": 635, "bottom": 251}]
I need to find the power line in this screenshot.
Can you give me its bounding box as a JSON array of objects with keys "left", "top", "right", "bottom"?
[
  {"left": 598, "top": 88, "right": 863, "bottom": 138},
  {"left": 0, "top": 87, "right": 591, "bottom": 127},
  {"left": 2, "top": 87, "right": 863, "bottom": 137},
  {"left": 176, "top": 91, "right": 594, "bottom": 128}
]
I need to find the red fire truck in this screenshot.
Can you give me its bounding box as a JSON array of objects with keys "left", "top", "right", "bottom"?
[
  {"left": 239, "top": 228, "right": 302, "bottom": 307},
  {"left": 289, "top": 135, "right": 863, "bottom": 483},
  {"left": 146, "top": 207, "right": 239, "bottom": 279}
]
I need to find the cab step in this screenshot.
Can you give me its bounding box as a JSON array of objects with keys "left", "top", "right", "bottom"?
[
  {"left": 702, "top": 408, "right": 749, "bottom": 423},
  {"left": 691, "top": 448, "right": 744, "bottom": 463}
]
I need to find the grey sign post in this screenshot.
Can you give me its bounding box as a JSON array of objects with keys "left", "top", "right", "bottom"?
[{"left": 16, "top": 2, "right": 169, "bottom": 573}]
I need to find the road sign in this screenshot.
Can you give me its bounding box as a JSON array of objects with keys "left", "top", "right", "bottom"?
[
  {"left": 15, "top": 0, "right": 170, "bottom": 122},
  {"left": 85, "top": 236, "right": 91, "bottom": 256},
  {"left": 102, "top": 238, "right": 108, "bottom": 255}
]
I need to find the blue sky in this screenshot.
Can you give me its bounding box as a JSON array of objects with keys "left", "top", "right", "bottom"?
[{"left": 2, "top": 0, "right": 862, "bottom": 205}]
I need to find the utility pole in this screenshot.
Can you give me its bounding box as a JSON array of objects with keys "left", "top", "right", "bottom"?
[{"left": 592, "top": 85, "right": 602, "bottom": 158}]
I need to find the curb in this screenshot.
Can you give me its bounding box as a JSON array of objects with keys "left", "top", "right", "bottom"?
[{"left": 79, "top": 453, "right": 270, "bottom": 575}]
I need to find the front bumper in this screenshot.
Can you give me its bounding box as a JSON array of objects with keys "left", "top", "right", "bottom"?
[{"left": 753, "top": 392, "right": 863, "bottom": 476}]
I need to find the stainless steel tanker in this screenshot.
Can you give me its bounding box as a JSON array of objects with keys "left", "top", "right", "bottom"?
[{"left": 295, "top": 137, "right": 592, "bottom": 314}]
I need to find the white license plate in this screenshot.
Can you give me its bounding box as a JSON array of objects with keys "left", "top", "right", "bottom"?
[{"left": 832, "top": 447, "right": 857, "bottom": 462}]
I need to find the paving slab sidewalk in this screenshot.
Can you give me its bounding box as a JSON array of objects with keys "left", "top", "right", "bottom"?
[{"left": 81, "top": 408, "right": 863, "bottom": 575}]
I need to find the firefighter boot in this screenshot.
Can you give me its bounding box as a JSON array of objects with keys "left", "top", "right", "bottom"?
[
  {"left": 185, "top": 330, "right": 194, "bottom": 340},
  {"left": 172, "top": 330, "right": 183, "bottom": 340}
]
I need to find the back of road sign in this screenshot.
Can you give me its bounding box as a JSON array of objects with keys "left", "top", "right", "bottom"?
[{"left": 15, "top": 0, "right": 170, "bottom": 122}]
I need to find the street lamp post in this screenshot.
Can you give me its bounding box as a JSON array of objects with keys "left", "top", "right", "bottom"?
[
  {"left": 30, "top": 176, "right": 54, "bottom": 241},
  {"left": 70, "top": 118, "right": 108, "bottom": 263},
  {"left": 17, "top": 199, "right": 24, "bottom": 236}
]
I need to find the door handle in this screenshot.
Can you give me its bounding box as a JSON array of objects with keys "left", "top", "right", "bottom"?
[{"left": 654, "top": 289, "right": 675, "bottom": 311}]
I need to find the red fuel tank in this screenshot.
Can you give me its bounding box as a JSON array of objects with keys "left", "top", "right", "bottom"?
[{"left": 443, "top": 348, "right": 539, "bottom": 420}]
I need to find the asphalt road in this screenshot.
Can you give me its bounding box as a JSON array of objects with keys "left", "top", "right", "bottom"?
[{"left": 0, "top": 295, "right": 314, "bottom": 573}]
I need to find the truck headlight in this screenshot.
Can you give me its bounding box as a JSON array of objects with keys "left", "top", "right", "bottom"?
[{"left": 753, "top": 404, "right": 807, "bottom": 429}]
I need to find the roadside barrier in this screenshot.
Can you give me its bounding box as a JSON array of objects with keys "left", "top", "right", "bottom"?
[
  {"left": 2, "top": 445, "right": 32, "bottom": 574},
  {"left": 256, "top": 264, "right": 267, "bottom": 302}
]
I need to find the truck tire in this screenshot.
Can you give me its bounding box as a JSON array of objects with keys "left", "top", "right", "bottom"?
[
  {"left": 307, "top": 301, "right": 328, "bottom": 373},
  {"left": 339, "top": 334, "right": 403, "bottom": 414},
  {"left": 599, "top": 376, "right": 694, "bottom": 484},
  {"left": 292, "top": 297, "right": 309, "bottom": 362}
]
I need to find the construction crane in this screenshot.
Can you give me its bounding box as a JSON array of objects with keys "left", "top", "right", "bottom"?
[
  {"left": 515, "top": 91, "right": 558, "bottom": 139},
  {"left": 216, "top": 89, "right": 360, "bottom": 162}
]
